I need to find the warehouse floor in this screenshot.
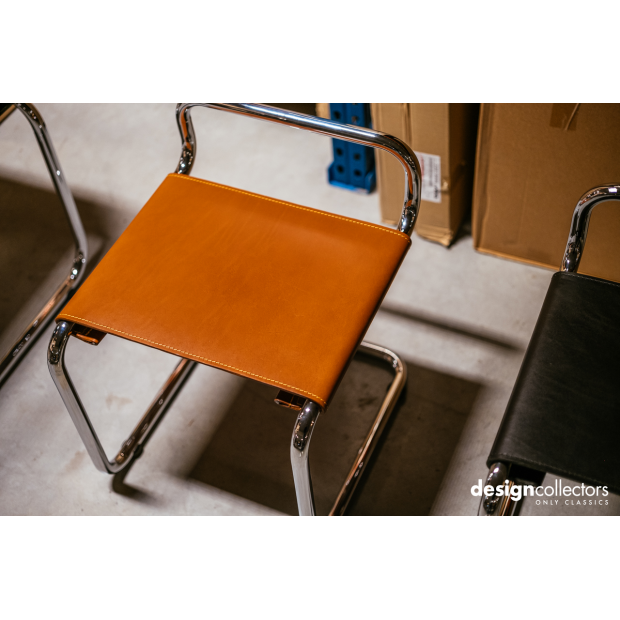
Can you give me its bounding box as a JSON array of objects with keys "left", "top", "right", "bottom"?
[{"left": 1, "top": 103, "right": 617, "bottom": 516}]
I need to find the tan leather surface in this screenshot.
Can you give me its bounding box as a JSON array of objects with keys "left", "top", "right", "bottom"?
[{"left": 58, "top": 174, "right": 410, "bottom": 408}]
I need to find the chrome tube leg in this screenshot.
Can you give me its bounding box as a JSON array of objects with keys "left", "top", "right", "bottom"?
[
  {"left": 478, "top": 462, "right": 523, "bottom": 516},
  {"left": 48, "top": 321, "right": 109, "bottom": 472},
  {"left": 329, "top": 341, "right": 407, "bottom": 516},
  {"left": 48, "top": 321, "right": 196, "bottom": 474},
  {"left": 290, "top": 400, "right": 322, "bottom": 516},
  {"left": 15, "top": 104, "right": 88, "bottom": 259},
  {"left": 0, "top": 104, "right": 88, "bottom": 385}
]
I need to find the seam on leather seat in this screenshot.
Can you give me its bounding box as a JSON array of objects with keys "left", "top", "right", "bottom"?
[
  {"left": 562, "top": 272, "right": 620, "bottom": 290},
  {"left": 60, "top": 314, "right": 327, "bottom": 407},
  {"left": 490, "top": 452, "right": 612, "bottom": 489},
  {"left": 169, "top": 173, "right": 411, "bottom": 241}
]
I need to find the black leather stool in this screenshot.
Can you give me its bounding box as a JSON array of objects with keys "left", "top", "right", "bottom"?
[{"left": 481, "top": 184, "right": 620, "bottom": 516}]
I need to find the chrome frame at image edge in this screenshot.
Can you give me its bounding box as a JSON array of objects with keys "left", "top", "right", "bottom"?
[
  {"left": 0, "top": 103, "right": 88, "bottom": 385},
  {"left": 48, "top": 103, "right": 422, "bottom": 516}
]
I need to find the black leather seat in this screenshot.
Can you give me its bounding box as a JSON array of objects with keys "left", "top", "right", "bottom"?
[
  {"left": 488, "top": 271, "right": 620, "bottom": 492},
  {"left": 482, "top": 184, "right": 620, "bottom": 515}
]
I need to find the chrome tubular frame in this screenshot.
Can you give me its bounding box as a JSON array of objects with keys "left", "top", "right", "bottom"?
[
  {"left": 291, "top": 343, "right": 406, "bottom": 517},
  {"left": 478, "top": 462, "right": 517, "bottom": 516},
  {"left": 175, "top": 103, "right": 422, "bottom": 236},
  {"left": 291, "top": 400, "right": 322, "bottom": 516},
  {"left": 48, "top": 103, "right": 415, "bottom": 515},
  {"left": 329, "top": 342, "right": 407, "bottom": 516},
  {"left": 0, "top": 103, "right": 88, "bottom": 385},
  {"left": 561, "top": 184, "right": 620, "bottom": 272},
  {"left": 48, "top": 321, "right": 196, "bottom": 473}
]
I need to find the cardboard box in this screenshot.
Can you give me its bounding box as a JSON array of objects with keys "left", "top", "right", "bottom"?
[
  {"left": 316, "top": 102, "right": 330, "bottom": 119},
  {"left": 472, "top": 104, "right": 620, "bottom": 283},
  {"left": 371, "top": 103, "right": 479, "bottom": 246}
]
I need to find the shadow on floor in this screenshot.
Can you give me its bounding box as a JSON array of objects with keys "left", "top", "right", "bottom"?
[
  {"left": 0, "top": 176, "right": 121, "bottom": 381},
  {"left": 184, "top": 353, "right": 482, "bottom": 516},
  {"left": 378, "top": 303, "right": 522, "bottom": 351},
  {"left": 111, "top": 361, "right": 198, "bottom": 505},
  {"left": 111, "top": 458, "right": 161, "bottom": 506},
  {"left": 345, "top": 362, "right": 480, "bottom": 516}
]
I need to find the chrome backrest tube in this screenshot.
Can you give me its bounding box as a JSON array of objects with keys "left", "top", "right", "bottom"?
[
  {"left": 561, "top": 184, "right": 620, "bottom": 272},
  {"left": 175, "top": 103, "right": 422, "bottom": 236}
]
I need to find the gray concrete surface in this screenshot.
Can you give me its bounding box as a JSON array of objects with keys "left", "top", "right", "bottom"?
[{"left": 1, "top": 103, "right": 616, "bottom": 516}]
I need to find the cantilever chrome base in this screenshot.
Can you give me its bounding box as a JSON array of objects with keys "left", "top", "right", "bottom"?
[
  {"left": 48, "top": 321, "right": 195, "bottom": 473},
  {"left": 291, "top": 341, "right": 407, "bottom": 516},
  {"left": 49, "top": 324, "right": 407, "bottom": 515},
  {"left": 0, "top": 104, "right": 88, "bottom": 386}
]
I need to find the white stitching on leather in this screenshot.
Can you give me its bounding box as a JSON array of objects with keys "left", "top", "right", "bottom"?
[
  {"left": 60, "top": 314, "right": 327, "bottom": 407},
  {"left": 168, "top": 173, "right": 411, "bottom": 241}
]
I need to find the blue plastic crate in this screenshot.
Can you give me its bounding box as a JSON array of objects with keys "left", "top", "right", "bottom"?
[{"left": 327, "top": 103, "right": 376, "bottom": 193}]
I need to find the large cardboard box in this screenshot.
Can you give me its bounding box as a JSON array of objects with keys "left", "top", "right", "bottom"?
[
  {"left": 371, "top": 103, "right": 479, "bottom": 246},
  {"left": 472, "top": 104, "right": 620, "bottom": 283}
]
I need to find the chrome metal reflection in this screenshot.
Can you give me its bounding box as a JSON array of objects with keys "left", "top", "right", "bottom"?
[
  {"left": 290, "top": 400, "right": 321, "bottom": 516},
  {"left": 0, "top": 104, "right": 88, "bottom": 385},
  {"left": 480, "top": 462, "right": 509, "bottom": 515},
  {"left": 287, "top": 341, "right": 407, "bottom": 517},
  {"left": 329, "top": 341, "right": 407, "bottom": 516},
  {"left": 561, "top": 184, "right": 620, "bottom": 272},
  {"left": 47, "top": 321, "right": 196, "bottom": 473},
  {"left": 174, "top": 103, "right": 422, "bottom": 236},
  {"left": 478, "top": 462, "right": 524, "bottom": 516}
]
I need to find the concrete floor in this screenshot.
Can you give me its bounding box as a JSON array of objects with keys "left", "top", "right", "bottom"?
[{"left": 1, "top": 103, "right": 617, "bottom": 516}]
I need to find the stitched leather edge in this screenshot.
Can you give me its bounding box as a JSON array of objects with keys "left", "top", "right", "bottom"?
[
  {"left": 60, "top": 175, "right": 410, "bottom": 409},
  {"left": 59, "top": 314, "right": 327, "bottom": 407},
  {"left": 168, "top": 173, "right": 411, "bottom": 241},
  {"left": 489, "top": 452, "right": 616, "bottom": 491},
  {"left": 557, "top": 271, "right": 620, "bottom": 290}
]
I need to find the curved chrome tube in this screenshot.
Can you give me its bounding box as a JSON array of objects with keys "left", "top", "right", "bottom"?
[
  {"left": 48, "top": 321, "right": 196, "bottom": 473},
  {"left": 290, "top": 400, "right": 322, "bottom": 516},
  {"left": 329, "top": 341, "right": 407, "bottom": 516},
  {"left": 13, "top": 104, "right": 88, "bottom": 260},
  {"left": 0, "top": 103, "right": 88, "bottom": 385},
  {"left": 175, "top": 103, "right": 422, "bottom": 236},
  {"left": 478, "top": 461, "right": 526, "bottom": 517},
  {"left": 561, "top": 184, "right": 620, "bottom": 272},
  {"left": 479, "top": 461, "right": 510, "bottom": 516},
  {"left": 289, "top": 341, "right": 407, "bottom": 516}
]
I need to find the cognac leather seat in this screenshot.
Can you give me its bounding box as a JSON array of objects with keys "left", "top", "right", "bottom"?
[
  {"left": 58, "top": 173, "right": 411, "bottom": 409},
  {"left": 488, "top": 271, "right": 620, "bottom": 493}
]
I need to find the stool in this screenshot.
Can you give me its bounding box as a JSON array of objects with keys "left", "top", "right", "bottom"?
[
  {"left": 47, "top": 103, "right": 421, "bottom": 516},
  {"left": 0, "top": 103, "right": 87, "bottom": 385},
  {"left": 481, "top": 185, "right": 620, "bottom": 516}
]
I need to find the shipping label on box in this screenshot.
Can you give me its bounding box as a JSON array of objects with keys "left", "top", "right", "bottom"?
[
  {"left": 416, "top": 151, "right": 442, "bottom": 203},
  {"left": 371, "top": 103, "right": 479, "bottom": 246}
]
